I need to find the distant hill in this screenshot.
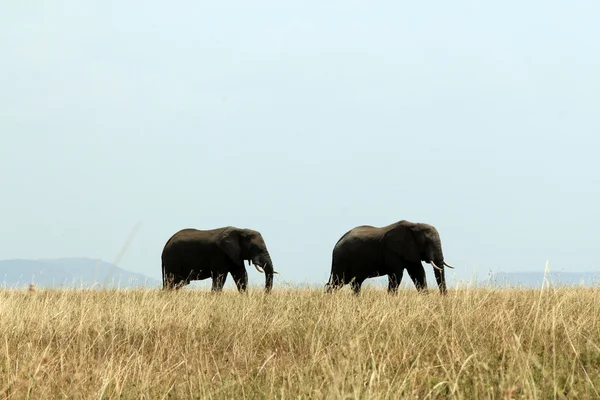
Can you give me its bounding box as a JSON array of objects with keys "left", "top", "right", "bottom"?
[
  {"left": 0, "top": 258, "right": 160, "bottom": 289},
  {"left": 482, "top": 271, "right": 600, "bottom": 288}
]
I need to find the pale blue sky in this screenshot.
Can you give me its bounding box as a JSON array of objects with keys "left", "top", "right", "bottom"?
[{"left": 1, "top": 1, "right": 599, "bottom": 288}]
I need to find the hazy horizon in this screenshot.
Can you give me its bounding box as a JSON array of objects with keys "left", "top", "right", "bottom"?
[{"left": 2, "top": 1, "right": 599, "bottom": 289}]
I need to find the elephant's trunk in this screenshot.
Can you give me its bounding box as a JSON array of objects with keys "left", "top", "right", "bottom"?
[
  {"left": 253, "top": 252, "right": 275, "bottom": 293},
  {"left": 428, "top": 238, "right": 448, "bottom": 295},
  {"left": 434, "top": 265, "right": 447, "bottom": 295},
  {"left": 263, "top": 254, "right": 274, "bottom": 294}
]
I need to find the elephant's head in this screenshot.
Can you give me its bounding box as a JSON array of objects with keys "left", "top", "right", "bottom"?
[
  {"left": 218, "top": 227, "right": 276, "bottom": 293},
  {"left": 385, "top": 221, "right": 454, "bottom": 294}
]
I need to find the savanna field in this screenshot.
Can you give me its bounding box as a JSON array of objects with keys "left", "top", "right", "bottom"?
[{"left": 1, "top": 286, "right": 599, "bottom": 399}]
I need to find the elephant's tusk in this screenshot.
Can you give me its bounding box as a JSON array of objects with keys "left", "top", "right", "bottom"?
[
  {"left": 253, "top": 263, "right": 265, "bottom": 273},
  {"left": 444, "top": 261, "right": 455, "bottom": 269},
  {"left": 430, "top": 260, "right": 444, "bottom": 271}
]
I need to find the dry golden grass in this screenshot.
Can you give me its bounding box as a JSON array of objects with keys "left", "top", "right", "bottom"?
[{"left": 1, "top": 286, "right": 599, "bottom": 399}]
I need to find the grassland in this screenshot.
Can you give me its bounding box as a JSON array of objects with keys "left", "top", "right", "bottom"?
[{"left": 1, "top": 285, "right": 599, "bottom": 399}]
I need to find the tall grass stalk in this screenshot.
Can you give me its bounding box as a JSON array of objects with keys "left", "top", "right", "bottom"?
[{"left": 1, "top": 287, "right": 599, "bottom": 398}]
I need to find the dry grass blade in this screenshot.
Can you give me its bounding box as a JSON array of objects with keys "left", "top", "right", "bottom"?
[{"left": 0, "top": 286, "right": 599, "bottom": 398}]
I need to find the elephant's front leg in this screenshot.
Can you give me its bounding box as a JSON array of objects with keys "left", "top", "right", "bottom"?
[
  {"left": 230, "top": 267, "right": 248, "bottom": 293},
  {"left": 211, "top": 271, "right": 228, "bottom": 292},
  {"left": 406, "top": 262, "right": 428, "bottom": 293},
  {"left": 388, "top": 268, "right": 404, "bottom": 294}
]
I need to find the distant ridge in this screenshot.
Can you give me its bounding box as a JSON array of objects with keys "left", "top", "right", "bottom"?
[{"left": 0, "top": 258, "right": 160, "bottom": 289}]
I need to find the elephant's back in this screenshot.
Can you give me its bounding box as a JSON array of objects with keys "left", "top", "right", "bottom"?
[
  {"left": 334, "top": 225, "right": 380, "bottom": 249},
  {"left": 162, "top": 228, "right": 223, "bottom": 253}
]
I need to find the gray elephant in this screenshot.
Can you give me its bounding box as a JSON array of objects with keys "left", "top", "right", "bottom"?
[
  {"left": 325, "top": 220, "right": 454, "bottom": 295},
  {"left": 161, "top": 226, "right": 276, "bottom": 292}
]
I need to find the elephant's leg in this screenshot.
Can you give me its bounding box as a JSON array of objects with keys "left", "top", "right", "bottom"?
[
  {"left": 325, "top": 271, "right": 345, "bottom": 293},
  {"left": 230, "top": 268, "right": 248, "bottom": 293},
  {"left": 172, "top": 268, "right": 197, "bottom": 290},
  {"left": 349, "top": 276, "right": 365, "bottom": 295},
  {"left": 388, "top": 268, "right": 404, "bottom": 294},
  {"left": 325, "top": 281, "right": 343, "bottom": 293},
  {"left": 167, "top": 274, "right": 187, "bottom": 290},
  {"left": 406, "top": 263, "right": 428, "bottom": 293},
  {"left": 434, "top": 268, "right": 447, "bottom": 295},
  {"left": 163, "top": 272, "right": 175, "bottom": 290},
  {"left": 163, "top": 269, "right": 185, "bottom": 290},
  {"left": 211, "top": 271, "right": 228, "bottom": 292}
]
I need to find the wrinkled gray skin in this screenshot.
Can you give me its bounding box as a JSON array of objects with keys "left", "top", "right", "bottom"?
[
  {"left": 325, "top": 220, "right": 452, "bottom": 295},
  {"left": 161, "top": 226, "right": 275, "bottom": 293}
]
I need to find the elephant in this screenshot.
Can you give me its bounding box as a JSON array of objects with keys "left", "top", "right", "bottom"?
[
  {"left": 325, "top": 220, "right": 455, "bottom": 295},
  {"left": 161, "top": 226, "right": 276, "bottom": 292}
]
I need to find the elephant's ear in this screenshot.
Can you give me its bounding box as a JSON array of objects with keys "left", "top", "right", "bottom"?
[
  {"left": 384, "top": 224, "right": 420, "bottom": 263},
  {"left": 217, "top": 228, "right": 243, "bottom": 266}
]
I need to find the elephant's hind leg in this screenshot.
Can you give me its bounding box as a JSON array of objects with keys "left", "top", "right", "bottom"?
[
  {"left": 165, "top": 273, "right": 186, "bottom": 290},
  {"left": 325, "top": 282, "right": 342, "bottom": 293},
  {"left": 163, "top": 272, "right": 176, "bottom": 290},
  {"left": 350, "top": 277, "right": 365, "bottom": 295},
  {"left": 325, "top": 272, "right": 345, "bottom": 293}
]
